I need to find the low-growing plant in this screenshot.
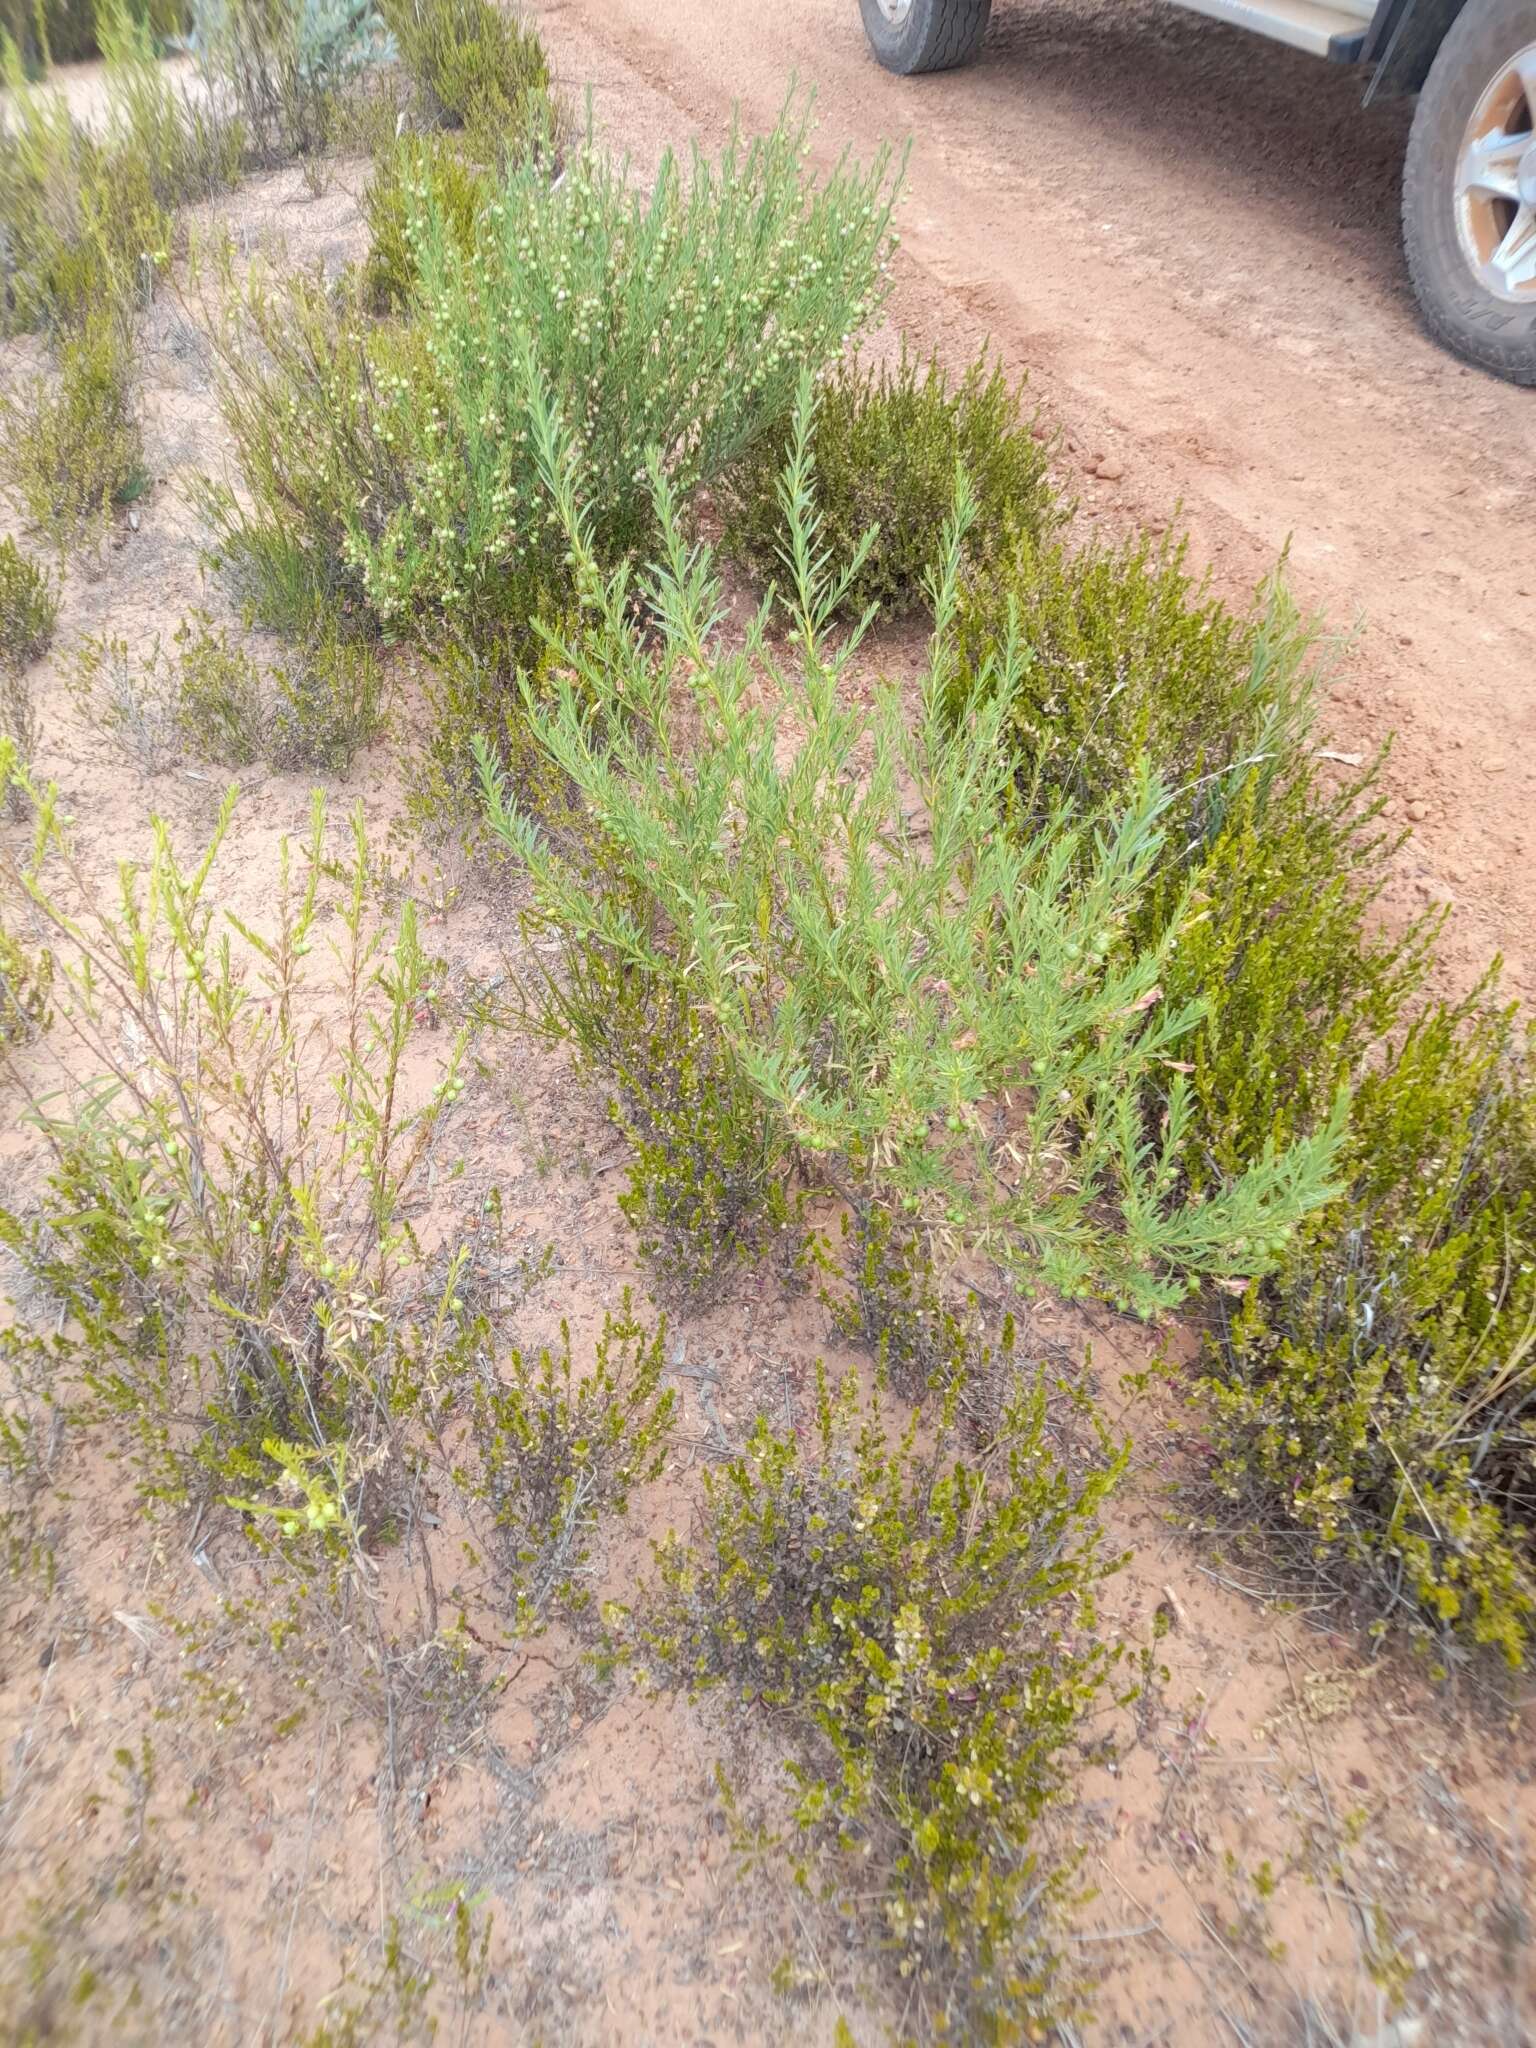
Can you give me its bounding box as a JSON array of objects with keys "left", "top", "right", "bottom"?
[
  {"left": 171, "top": 609, "right": 271, "bottom": 763},
  {"left": 720, "top": 348, "right": 1059, "bottom": 618},
  {"left": 195, "top": 0, "right": 389, "bottom": 164},
  {"left": 62, "top": 610, "right": 379, "bottom": 772},
  {"left": 0, "top": 781, "right": 468, "bottom": 1513},
  {"left": 271, "top": 619, "right": 386, "bottom": 772},
  {"left": 616, "top": 1365, "right": 1127, "bottom": 2038},
  {"left": 379, "top": 0, "right": 552, "bottom": 161},
  {"left": 62, "top": 629, "right": 180, "bottom": 770},
  {"left": 958, "top": 530, "right": 1322, "bottom": 846},
  {"left": 0, "top": 538, "right": 51, "bottom": 815},
  {"left": 0, "top": 0, "right": 189, "bottom": 71},
  {"left": 1202, "top": 989, "right": 1536, "bottom": 1669},
  {"left": 960, "top": 498, "right": 1536, "bottom": 1664},
  {"left": 360, "top": 127, "right": 489, "bottom": 313},
  {"left": 0, "top": 307, "right": 144, "bottom": 551},
  {"left": 451, "top": 1294, "right": 674, "bottom": 1633},
  {"left": 0, "top": 9, "right": 237, "bottom": 336},
  {"left": 479, "top": 377, "right": 1347, "bottom": 1317},
  {"left": 827, "top": 1199, "right": 990, "bottom": 1404},
  {"left": 0, "top": 535, "right": 58, "bottom": 670},
  {"left": 204, "top": 95, "right": 899, "bottom": 644}
]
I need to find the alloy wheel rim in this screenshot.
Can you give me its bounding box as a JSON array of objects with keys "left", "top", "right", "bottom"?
[{"left": 1455, "top": 41, "right": 1536, "bottom": 303}]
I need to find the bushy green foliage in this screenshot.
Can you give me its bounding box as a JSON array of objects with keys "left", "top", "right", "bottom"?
[
  {"left": 480, "top": 383, "right": 1346, "bottom": 1317},
  {"left": 169, "top": 610, "right": 270, "bottom": 763},
  {"left": 962, "top": 511, "right": 1536, "bottom": 1663},
  {"left": 829, "top": 1200, "right": 993, "bottom": 1404},
  {"left": 205, "top": 96, "right": 898, "bottom": 644},
  {"left": 617, "top": 1366, "right": 1126, "bottom": 2038},
  {"left": 361, "top": 127, "right": 489, "bottom": 312},
  {"left": 379, "top": 0, "right": 551, "bottom": 160},
  {"left": 959, "top": 528, "right": 1440, "bottom": 1174},
  {"left": 721, "top": 349, "right": 1058, "bottom": 617},
  {"left": 452, "top": 1294, "right": 674, "bottom": 1632},
  {"left": 1202, "top": 992, "right": 1536, "bottom": 1668},
  {"left": 0, "top": 0, "right": 98, "bottom": 68},
  {"left": 0, "top": 306, "right": 144, "bottom": 550},
  {"left": 0, "top": 535, "right": 57, "bottom": 670},
  {"left": 0, "top": 9, "right": 238, "bottom": 336}
]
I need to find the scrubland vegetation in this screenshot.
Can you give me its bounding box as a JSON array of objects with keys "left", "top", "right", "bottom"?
[{"left": 0, "top": 0, "right": 1533, "bottom": 2038}]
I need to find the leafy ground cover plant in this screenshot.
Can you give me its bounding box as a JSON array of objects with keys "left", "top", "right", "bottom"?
[
  {"left": 616, "top": 1365, "right": 1127, "bottom": 2039},
  {"left": 720, "top": 348, "right": 1059, "bottom": 619},
  {"left": 479, "top": 377, "right": 1346, "bottom": 1316},
  {"left": 204, "top": 94, "right": 898, "bottom": 645}
]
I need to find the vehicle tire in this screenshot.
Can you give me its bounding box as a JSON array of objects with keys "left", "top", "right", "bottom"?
[
  {"left": 1402, "top": 0, "right": 1536, "bottom": 385},
  {"left": 857, "top": 0, "right": 992, "bottom": 75}
]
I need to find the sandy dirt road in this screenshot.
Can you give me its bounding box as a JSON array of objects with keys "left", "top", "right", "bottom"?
[{"left": 533, "top": 0, "right": 1535, "bottom": 999}]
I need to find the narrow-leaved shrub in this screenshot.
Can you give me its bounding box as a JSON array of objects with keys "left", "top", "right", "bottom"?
[
  {"left": 1202, "top": 991, "right": 1536, "bottom": 1668},
  {"left": 379, "top": 0, "right": 552, "bottom": 160},
  {"left": 0, "top": 536, "right": 58, "bottom": 670},
  {"left": 451, "top": 1293, "right": 674, "bottom": 1633},
  {"left": 962, "top": 516, "right": 1536, "bottom": 1664},
  {"left": 205, "top": 96, "right": 899, "bottom": 643},
  {"left": 617, "top": 1366, "right": 1127, "bottom": 2038},
  {"left": 720, "top": 348, "right": 1059, "bottom": 617},
  {"left": 0, "top": 783, "right": 468, "bottom": 1512},
  {"left": 479, "top": 378, "right": 1347, "bottom": 1316},
  {"left": 0, "top": 306, "right": 144, "bottom": 551},
  {"left": 360, "top": 127, "right": 488, "bottom": 312}
]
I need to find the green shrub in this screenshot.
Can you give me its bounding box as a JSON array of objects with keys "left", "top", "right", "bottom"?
[
  {"left": 828, "top": 1200, "right": 993, "bottom": 1404},
  {"left": 0, "top": 0, "right": 188, "bottom": 70},
  {"left": 0, "top": 782, "right": 468, "bottom": 1511},
  {"left": 0, "top": 535, "right": 58, "bottom": 669},
  {"left": 959, "top": 529, "right": 1439, "bottom": 1176},
  {"left": 961, "top": 507, "right": 1536, "bottom": 1664},
  {"left": 379, "top": 0, "right": 551, "bottom": 160},
  {"left": 958, "top": 532, "right": 1320, "bottom": 844},
  {"left": 270, "top": 620, "right": 386, "bottom": 772},
  {"left": 1202, "top": 992, "right": 1536, "bottom": 1669},
  {"left": 0, "top": 306, "right": 144, "bottom": 551},
  {"left": 194, "top": 0, "right": 389, "bottom": 163},
  {"left": 518, "top": 921, "right": 798, "bottom": 1298},
  {"left": 205, "top": 96, "right": 899, "bottom": 643},
  {"left": 0, "top": 0, "right": 98, "bottom": 68},
  {"left": 171, "top": 611, "right": 271, "bottom": 763},
  {"left": 0, "top": 11, "right": 237, "bottom": 335},
  {"left": 0, "top": 659, "right": 39, "bottom": 817},
  {"left": 617, "top": 1365, "right": 1127, "bottom": 2038},
  {"left": 720, "top": 349, "right": 1059, "bottom": 617},
  {"left": 451, "top": 1294, "right": 674, "bottom": 1633},
  {"left": 360, "top": 128, "right": 489, "bottom": 312},
  {"left": 63, "top": 610, "right": 380, "bottom": 772},
  {"left": 479, "top": 382, "right": 1347, "bottom": 1318}
]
